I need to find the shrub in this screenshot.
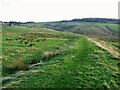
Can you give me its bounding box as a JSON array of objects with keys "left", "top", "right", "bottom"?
[{"left": 8, "top": 59, "right": 28, "bottom": 71}]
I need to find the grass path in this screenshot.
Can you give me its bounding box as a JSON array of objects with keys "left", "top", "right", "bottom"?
[
  {"left": 3, "top": 37, "right": 91, "bottom": 88},
  {"left": 3, "top": 37, "right": 118, "bottom": 88}
]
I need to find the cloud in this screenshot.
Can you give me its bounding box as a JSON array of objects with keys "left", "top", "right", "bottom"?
[{"left": 0, "top": 0, "right": 119, "bottom": 22}]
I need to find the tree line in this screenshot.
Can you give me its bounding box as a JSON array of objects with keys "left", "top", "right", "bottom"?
[
  {"left": 3, "top": 21, "right": 35, "bottom": 26},
  {"left": 60, "top": 18, "right": 120, "bottom": 24}
]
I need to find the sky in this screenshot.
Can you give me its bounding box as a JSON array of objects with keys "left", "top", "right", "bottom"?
[{"left": 0, "top": 0, "right": 119, "bottom": 22}]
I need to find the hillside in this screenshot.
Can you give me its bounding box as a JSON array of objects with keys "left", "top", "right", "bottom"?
[
  {"left": 2, "top": 24, "right": 119, "bottom": 89},
  {"left": 60, "top": 18, "right": 118, "bottom": 24},
  {"left": 42, "top": 22, "right": 120, "bottom": 52},
  {"left": 42, "top": 22, "right": 119, "bottom": 36}
]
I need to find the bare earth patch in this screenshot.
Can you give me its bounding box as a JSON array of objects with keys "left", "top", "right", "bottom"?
[{"left": 87, "top": 38, "right": 119, "bottom": 59}]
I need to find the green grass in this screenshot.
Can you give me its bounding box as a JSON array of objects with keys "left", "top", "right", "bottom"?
[
  {"left": 41, "top": 22, "right": 119, "bottom": 51},
  {"left": 96, "top": 23, "right": 119, "bottom": 34},
  {"left": 2, "top": 25, "right": 78, "bottom": 76},
  {"left": 2, "top": 24, "right": 119, "bottom": 88},
  {"left": 4, "top": 37, "right": 118, "bottom": 88},
  {"left": 42, "top": 22, "right": 119, "bottom": 37}
]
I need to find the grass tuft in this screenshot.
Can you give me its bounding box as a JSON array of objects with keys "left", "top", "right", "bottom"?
[
  {"left": 43, "top": 51, "right": 55, "bottom": 60},
  {"left": 8, "top": 59, "right": 28, "bottom": 71}
]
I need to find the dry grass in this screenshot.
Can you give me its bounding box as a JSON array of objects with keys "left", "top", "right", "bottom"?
[
  {"left": 1, "top": 56, "right": 8, "bottom": 61},
  {"left": 43, "top": 51, "right": 55, "bottom": 59},
  {"left": 8, "top": 59, "right": 28, "bottom": 71},
  {"left": 88, "top": 38, "right": 119, "bottom": 58}
]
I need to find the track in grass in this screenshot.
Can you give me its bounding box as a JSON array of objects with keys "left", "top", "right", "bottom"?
[
  {"left": 3, "top": 36, "right": 119, "bottom": 88},
  {"left": 2, "top": 25, "right": 119, "bottom": 88}
]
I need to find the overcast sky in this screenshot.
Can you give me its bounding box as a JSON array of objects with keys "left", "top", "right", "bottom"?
[{"left": 0, "top": 0, "right": 119, "bottom": 22}]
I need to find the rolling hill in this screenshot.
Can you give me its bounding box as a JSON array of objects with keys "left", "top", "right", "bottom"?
[{"left": 1, "top": 21, "right": 120, "bottom": 89}]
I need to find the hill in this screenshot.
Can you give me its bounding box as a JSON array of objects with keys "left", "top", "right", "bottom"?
[
  {"left": 2, "top": 24, "right": 119, "bottom": 89},
  {"left": 42, "top": 22, "right": 118, "bottom": 34},
  {"left": 60, "top": 18, "right": 119, "bottom": 24}
]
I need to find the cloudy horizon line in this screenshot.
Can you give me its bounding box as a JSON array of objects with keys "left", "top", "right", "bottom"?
[{"left": 1, "top": 17, "right": 119, "bottom": 23}]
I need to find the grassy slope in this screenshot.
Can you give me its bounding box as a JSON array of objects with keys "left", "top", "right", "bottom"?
[
  {"left": 42, "top": 22, "right": 120, "bottom": 57},
  {"left": 2, "top": 25, "right": 119, "bottom": 88},
  {"left": 42, "top": 22, "right": 119, "bottom": 36},
  {"left": 2, "top": 26, "right": 77, "bottom": 75},
  {"left": 96, "top": 23, "right": 118, "bottom": 34}
]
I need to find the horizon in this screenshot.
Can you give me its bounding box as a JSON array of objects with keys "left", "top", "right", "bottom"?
[
  {"left": 1, "top": 17, "right": 118, "bottom": 23},
  {"left": 0, "top": 0, "right": 119, "bottom": 22}
]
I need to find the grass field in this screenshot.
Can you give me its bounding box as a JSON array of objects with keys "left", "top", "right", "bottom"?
[
  {"left": 42, "top": 22, "right": 119, "bottom": 36},
  {"left": 2, "top": 23, "right": 120, "bottom": 89},
  {"left": 42, "top": 22, "right": 120, "bottom": 54}
]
